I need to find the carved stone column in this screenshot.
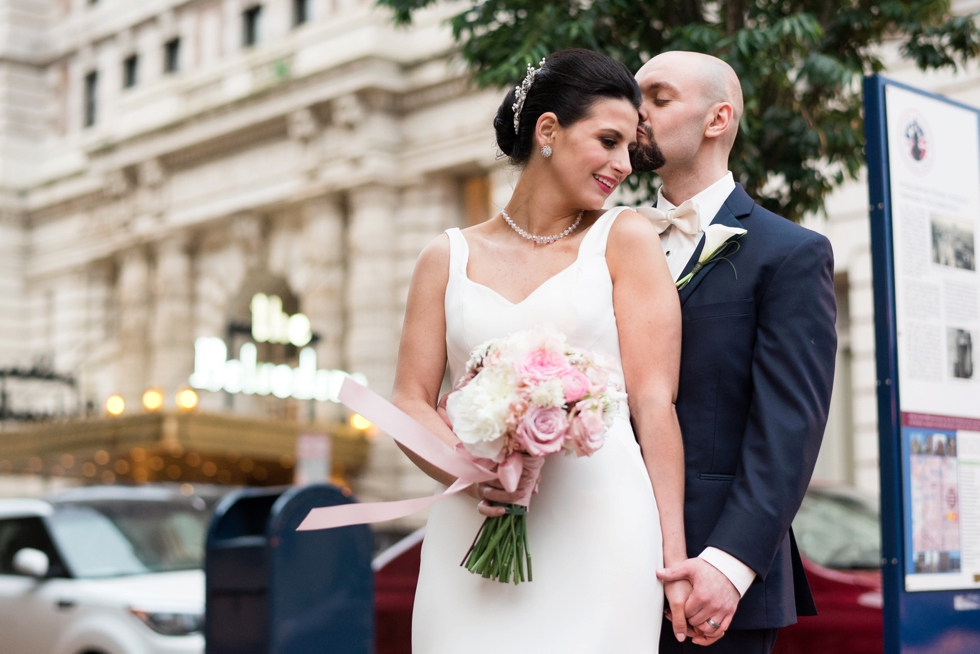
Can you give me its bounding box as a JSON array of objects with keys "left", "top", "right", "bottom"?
[
  {"left": 151, "top": 234, "right": 193, "bottom": 405},
  {"left": 344, "top": 184, "right": 408, "bottom": 505},
  {"left": 116, "top": 247, "right": 150, "bottom": 412},
  {"left": 345, "top": 185, "right": 398, "bottom": 397},
  {"left": 299, "top": 195, "right": 345, "bottom": 422},
  {"left": 0, "top": 210, "right": 26, "bottom": 362}
]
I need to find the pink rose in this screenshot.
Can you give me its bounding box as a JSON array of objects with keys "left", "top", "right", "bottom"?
[
  {"left": 518, "top": 349, "right": 571, "bottom": 384},
  {"left": 568, "top": 404, "right": 606, "bottom": 457},
  {"left": 560, "top": 369, "right": 592, "bottom": 403},
  {"left": 515, "top": 406, "right": 568, "bottom": 456}
]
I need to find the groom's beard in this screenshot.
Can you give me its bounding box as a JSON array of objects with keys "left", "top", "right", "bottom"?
[{"left": 630, "top": 124, "right": 666, "bottom": 173}]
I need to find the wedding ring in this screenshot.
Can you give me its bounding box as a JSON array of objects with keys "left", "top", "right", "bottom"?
[{"left": 706, "top": 618, "right": 721, "bottom": 630}]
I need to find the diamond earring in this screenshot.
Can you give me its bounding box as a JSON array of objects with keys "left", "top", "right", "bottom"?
[{"left": 541, "top": 145, "right": 553, "bottom": 158}]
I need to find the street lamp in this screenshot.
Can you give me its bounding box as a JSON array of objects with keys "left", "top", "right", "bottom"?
[
  {"left": 350, "top": 413, "right": 372, "bottom": 431},
  {"left": 142, "top": 389, "right": 164, "bottom": 412},
  {"left": 106, "top": 395, "right": 125, "bottom": 416},
  {"left": 176, "top": 388, "right": 199, "bottom": 411}
]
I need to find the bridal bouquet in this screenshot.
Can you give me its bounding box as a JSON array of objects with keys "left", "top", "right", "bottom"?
[{"left": 446, "top": 327, "right": 621, "bottom": 584}]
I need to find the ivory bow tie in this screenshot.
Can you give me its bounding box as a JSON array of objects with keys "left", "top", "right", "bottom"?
[{"left": 637, "top": 200, "right": 701, "bottom": 236}]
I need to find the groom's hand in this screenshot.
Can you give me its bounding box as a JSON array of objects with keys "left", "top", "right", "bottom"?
[{"left": 658, "top": 558, "right": 740, "bottom": 645}]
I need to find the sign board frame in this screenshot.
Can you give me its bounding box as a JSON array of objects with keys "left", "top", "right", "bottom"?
[{"left": 864, "top": 74, "right": 980, "bottom": 654}]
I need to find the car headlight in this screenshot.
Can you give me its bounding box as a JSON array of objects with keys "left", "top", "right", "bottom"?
[{"left": 130, "top": 607, "right": 204, "bottom": 636}]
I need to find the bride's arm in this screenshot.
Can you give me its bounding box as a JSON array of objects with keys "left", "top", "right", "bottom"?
[
  {"left": 607, "top": 210, "right": 689, "bottom": 633},
  {"left": 390, "top": 234, "right": 461, "bottom": 487}
]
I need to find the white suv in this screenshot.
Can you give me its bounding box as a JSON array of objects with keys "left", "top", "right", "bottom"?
[{"left": 0, "top": 486, "right": 213, "bottom": 654}]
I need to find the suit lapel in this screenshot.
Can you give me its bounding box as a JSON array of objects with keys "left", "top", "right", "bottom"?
[
  {"left": 677, "top": 185, "right": 754, "bottom": 306},
  {"left": 677, "top": 238, "right": 705, "bottom": 282}
]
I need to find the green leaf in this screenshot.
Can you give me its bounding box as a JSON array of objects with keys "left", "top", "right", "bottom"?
[{"left": 376, "top": 0, "right": 980, "bottom": 220}]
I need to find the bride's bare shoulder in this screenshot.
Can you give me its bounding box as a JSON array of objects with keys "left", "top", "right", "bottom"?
[
  {"left": 412, "top": 232, "right": 451, "bottom": 285},
  {"left": 607, "top": 208, "right": 661, "bottom": 252}
]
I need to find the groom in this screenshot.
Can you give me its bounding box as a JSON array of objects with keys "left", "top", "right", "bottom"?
[{"left": 631, "top": 52, "right": 837, "bottom": 653}]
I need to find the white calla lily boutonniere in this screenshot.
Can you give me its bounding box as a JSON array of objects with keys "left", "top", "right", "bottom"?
[{"left": 676, "top": 224, "right": 748, "bottom": 291}]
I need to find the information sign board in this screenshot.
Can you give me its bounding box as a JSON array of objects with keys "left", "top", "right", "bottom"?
[{"left": 865, "top": 74, "right": 980, "bottom": 654}]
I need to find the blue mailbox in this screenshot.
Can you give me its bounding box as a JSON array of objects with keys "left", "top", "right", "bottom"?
[{"left": 205, "top": 484, "right": 374, "bottom": 654}]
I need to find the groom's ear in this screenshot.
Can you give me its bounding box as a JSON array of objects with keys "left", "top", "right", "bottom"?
[
  {"left": 703, "top": 102, "right": 735, "bottom": 140},
  {"left": 535, "top": 112, "right": 560, "bottom": 148}
]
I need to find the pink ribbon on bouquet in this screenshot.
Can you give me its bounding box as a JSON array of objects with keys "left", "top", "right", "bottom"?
[{"left": 297, "top": 378, "right": 500, "bottom": 532}]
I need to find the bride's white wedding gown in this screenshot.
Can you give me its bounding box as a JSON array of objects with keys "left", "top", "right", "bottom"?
[{"left": 412, "top": 207, "right": 664, "bottom": 653}]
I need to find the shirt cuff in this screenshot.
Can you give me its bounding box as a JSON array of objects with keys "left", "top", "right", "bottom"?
[{"left": 699, "top": 547, "right": 756, "bottom": 598}]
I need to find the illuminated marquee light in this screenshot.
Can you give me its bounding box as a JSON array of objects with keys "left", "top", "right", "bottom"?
[
  {"left": 250, "top": 293, "right": 312, "bottom": 347},
  {"left": 189, "top": 337, "right": 366, "bottom": 402}
]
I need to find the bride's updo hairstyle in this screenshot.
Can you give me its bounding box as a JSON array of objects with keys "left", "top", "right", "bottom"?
[{"left": 494, "top": 49, "right": 641, "bottom": 166}]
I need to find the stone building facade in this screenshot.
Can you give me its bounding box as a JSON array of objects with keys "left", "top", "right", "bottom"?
[
  {"left": 0, "top": 0, "right": 511, "bottom": 506},
  {"left": 2, "top": 0, "right": 979, "bottom": 503}
]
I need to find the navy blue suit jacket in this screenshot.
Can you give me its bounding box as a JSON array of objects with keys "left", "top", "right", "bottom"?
[{"left": 669, "top": 184, "right": 836, "bottom": 630}]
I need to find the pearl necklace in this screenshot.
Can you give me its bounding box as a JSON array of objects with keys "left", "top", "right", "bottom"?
[{"left": 501, "top": 209, "right": 584, "bottom": 245}]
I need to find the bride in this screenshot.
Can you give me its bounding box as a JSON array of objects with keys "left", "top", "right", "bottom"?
[{"left": 391, "top": 48, "right": 687, "bottom": 652}]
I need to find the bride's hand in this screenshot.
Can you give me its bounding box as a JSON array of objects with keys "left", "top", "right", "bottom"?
[
  {"left": 472, "top": 462, "right": 541, "bottom": 517},
  {"left": 436, "top": 392, "right": 454, "bottom": 430},
  {"left": 663, "top": 578, "right": 694, "bottom": 643},
  {"left": 471, "top": 480, "right": 513, "bottom": 517}
]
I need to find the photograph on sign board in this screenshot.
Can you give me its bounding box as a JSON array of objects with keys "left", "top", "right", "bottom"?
[
  {"left": 908, "top": 429, "right": 961, "bottom": 574},
  {"left": 931, "top": 214, "right": 976, "bottom": 271},
  {"left": 947, "top": 328, "right": 975, "bottom": 379},
  {"left": 902, "top": 423, "right": 980, "bottom": 592}
]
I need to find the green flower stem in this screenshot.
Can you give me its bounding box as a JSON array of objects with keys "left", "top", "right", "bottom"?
[
  {"left": 462, "top": 506, "right": 532, "bottom": 584},
  {"left": 522, "top": 515, "right": 532, "bottom": 582},
  {"left": 471, "top": 516, "right": 510, "bottom": 572}
]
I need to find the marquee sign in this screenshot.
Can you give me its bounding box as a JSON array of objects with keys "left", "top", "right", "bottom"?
[
  {"left": 189, "top": 293, "right": 366, "bottom": 402},
  {"left": 250, "top": 293, "right": 313, "bottom": 347}
]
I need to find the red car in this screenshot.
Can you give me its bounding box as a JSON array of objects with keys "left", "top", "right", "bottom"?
[{"left": 374, "top": 485, "right": 883, "bottom": 654}]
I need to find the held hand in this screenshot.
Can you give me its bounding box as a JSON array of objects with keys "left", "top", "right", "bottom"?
[
  {"left": 473, "top": 480, "right": 520, "bottom": 517},
  {"left": 662, "top": 578, "right": 695, "bottom": 642},
  {"left": 436, "top": 392, "right": 454, "bottom": 430},
  {"left": 657, "top": 558, "right": 740, "bottom": 645},
  {"left": 473, "top": 456, "right": 543, "bottom": 517}
]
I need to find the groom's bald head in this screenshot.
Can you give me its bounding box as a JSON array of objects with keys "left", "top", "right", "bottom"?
[{"left": 637, "top": 51, "right": 742, "bottom": 146}]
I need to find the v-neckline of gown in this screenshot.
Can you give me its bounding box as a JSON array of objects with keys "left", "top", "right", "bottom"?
[{"left": 459, "top": 215, "right": 601, "bottom": 307}]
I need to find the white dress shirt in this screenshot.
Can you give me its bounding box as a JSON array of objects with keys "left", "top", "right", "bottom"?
[
  {"left": 655, "top": 171, "right": 757, "bottom": 598},
  {"left": 657, "top": 171, "right": 736, "bottom": 281}
]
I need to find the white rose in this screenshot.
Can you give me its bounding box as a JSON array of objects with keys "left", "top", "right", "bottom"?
[
  {"left": 529, "top": 377, "right": 566, "bottom": 408},
  {"left": 446, "top": 366, "right": 515, "bottom": 461},
  {"left": 477, "top": 364, "right": 518, "bottom": 398}
]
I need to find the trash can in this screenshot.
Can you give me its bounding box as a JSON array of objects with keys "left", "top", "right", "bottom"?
[{"left": 205, "top": 484, "right": 374, "bottom": 654}]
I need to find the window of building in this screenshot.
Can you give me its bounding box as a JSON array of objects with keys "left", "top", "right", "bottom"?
[
  {"left": 243, "top": 5, "right": 262, "bottom": 47},
  {"left": 293, "top": 0, "right": 309, "bottom": 26},
  {"left": 83, "top": 71, "right": 98, "bottom": 127},
  {"left": 123, "top": 55, "right": 138, "bottom": 89},
  {"left": 164, "top": 38, "right": 180, "bottom": 73},
  {"left": 463, "top": 175, "right": 493, "bottom": 226}
]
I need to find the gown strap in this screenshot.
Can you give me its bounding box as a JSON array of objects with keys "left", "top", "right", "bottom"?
[
  {"left": 585, "top": 206, "right": 633, "bottom": 257},
  {"left": 444, "top": 227, "right": 470, "bottom": 278}
]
